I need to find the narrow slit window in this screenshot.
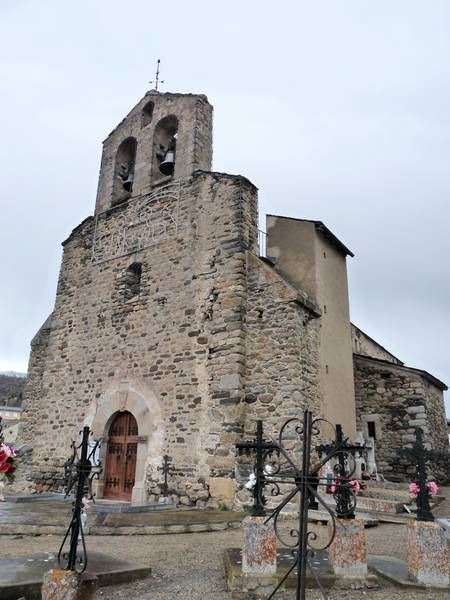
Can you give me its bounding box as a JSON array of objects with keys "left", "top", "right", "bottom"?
[
  {"left": 124, "top": 263, "right": 142, "bottom": 300},
  {"left": 367, "top": 421, "right": 377, "bottom": 439}
]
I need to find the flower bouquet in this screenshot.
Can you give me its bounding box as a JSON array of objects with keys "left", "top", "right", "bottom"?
[
  {"left": 0, "top": 441, "right": 18, "bottom": 484},
  {"left": 409, "top": 480, "right": 438, "bottom": 500}
]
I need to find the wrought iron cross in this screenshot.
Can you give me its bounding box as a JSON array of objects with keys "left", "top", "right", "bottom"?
[
  {"left": 399, "top": 427, "right": 444, "bottom": 522},
  {"left": 236, "top": 411, "right": 361, "bottom": 600},
  {"left": 0, "top": 417, "right": 4, "bottom": 444},
  {"left": 58, "top": 426, "right": 102, "bottom": 573},
  {"left": 157, "top": 454, "right": 174, "bottom": 497},
  {"left": 149, "top": 58, "right": 164, "bottom": 91},
  {"left": 236, "top": 420, "right": 279, "bottom": 516}
]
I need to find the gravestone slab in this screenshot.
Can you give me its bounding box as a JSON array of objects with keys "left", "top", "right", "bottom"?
[{"left": 0, "top": 551, "right": 151, "bottom": 600}]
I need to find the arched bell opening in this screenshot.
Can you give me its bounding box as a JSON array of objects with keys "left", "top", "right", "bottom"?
[
  {"left": 152, "top": 115, "right": 178, "bottom": 181},
  {"left": 112, "top": 137, "right": 137, "bottom": 206},
  {"left": 141, "top": 100, "right": 154, "bottom": 128},
  {"left": 103, "top": 410, "right": 138, "bottom": 501}
]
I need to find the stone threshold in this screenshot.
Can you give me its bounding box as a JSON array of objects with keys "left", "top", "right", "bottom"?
[{"left": 91, "top": 500, "right": 176, "bottom": 513}]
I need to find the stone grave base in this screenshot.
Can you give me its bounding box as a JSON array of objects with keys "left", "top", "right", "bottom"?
[
  {"left": 370, "top": 555, "right": 450, "bottom": 590},
  {"left": 308, "top": 509, "right": 378, "bottom": 527},
  {"left": 0, "top": 551, "right": 151, "bottom": 600},
  {"left": 224, "top": 548, "right": 378, "bottom": 595}
]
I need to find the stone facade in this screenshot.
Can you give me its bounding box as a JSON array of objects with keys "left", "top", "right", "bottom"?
[
  {"left": 354, "top": 354, "right": 449, "bottom": 482},
  {"left": 19, "top": 89, "right": 449, "bottom": 505}
]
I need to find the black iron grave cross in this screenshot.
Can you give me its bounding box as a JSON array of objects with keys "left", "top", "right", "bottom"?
[
  {"left": 236, "top": 420, "right": 279, "bottom": 516},
  {"left": 157, "top": 454, "right": 175, "bottom": 497},
  {"left": 399, "top": 427, "right": 445, "bottom": 522},
  {"left": 314, "top": 424, "right": 364, "bottom": 518}
]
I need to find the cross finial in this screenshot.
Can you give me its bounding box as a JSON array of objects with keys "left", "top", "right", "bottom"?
[{"left": 149, "top": 59, "right": 165, "bottom": 91}]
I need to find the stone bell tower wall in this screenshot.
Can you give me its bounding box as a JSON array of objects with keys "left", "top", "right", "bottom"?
[
  {"left": 20, "top": 171, "right": 259, "bottom": 503},
  {"left": 95, "top": 92, "right": 213, "bottom": 214}
]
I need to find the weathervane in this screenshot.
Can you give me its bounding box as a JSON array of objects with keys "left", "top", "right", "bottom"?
[{"left": 149, "top": 59, "right": 164, "bottom": 91}]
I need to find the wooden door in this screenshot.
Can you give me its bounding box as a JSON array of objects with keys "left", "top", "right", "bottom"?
[{"left": 104, "top": 411, "right": 138, "bottom": 501}]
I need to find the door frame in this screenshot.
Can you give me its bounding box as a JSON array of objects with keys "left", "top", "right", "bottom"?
[{"left": 87, "top": 380, "right": 163, "bottom": 506}]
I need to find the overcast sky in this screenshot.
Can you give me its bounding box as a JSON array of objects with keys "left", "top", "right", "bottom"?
[{"left": 1, "top": 1, "right": 449, "bottom": 414}]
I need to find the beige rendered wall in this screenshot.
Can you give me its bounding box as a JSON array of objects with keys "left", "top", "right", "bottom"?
[
  {"left": 266, "top": 216, "right": 356, "bottom": 437},
  {"left": 313, "top": 232, "right": 356, "bottom": 436}
]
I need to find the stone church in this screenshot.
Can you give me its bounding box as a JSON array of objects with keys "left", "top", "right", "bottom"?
[{"left": 19, "top": 90, "right": 448, "bottom": 506}]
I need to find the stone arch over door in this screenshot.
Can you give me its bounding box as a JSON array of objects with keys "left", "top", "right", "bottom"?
[{"left": 85, "top": 379, "right": 163, "bottom": 505}]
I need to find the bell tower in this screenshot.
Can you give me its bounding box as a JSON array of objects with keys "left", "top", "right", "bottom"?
[{"left": 95, "top": 91, "right": 213, "bottom": 214}]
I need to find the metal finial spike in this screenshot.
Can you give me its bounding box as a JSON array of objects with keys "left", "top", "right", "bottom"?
[{"left": 149, "top": 58, "right": 165, "bottom": 92}]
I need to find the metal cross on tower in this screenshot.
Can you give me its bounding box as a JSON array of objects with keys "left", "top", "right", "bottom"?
[
  {"left": 149, "top": 59, "right": 165, "bottom": 91},
  {"left": 399, "top": 427, "right": 445, "bottom": 522}
]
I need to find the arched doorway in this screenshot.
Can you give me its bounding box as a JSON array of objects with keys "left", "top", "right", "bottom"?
[{"left": 104, "top": 411, "right": 138, "bottom": 501}]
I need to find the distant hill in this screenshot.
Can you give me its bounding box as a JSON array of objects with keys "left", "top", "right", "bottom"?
[
  {"left": 0, "top": 371, "right": 26, "bottom": 378},
  {"left": 0, "top": 374, "right": 26, "bottom": 407}
]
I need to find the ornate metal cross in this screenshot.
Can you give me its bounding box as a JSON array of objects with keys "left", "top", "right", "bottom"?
[
  {"left": 157, "top": 454, "right": 174, "bottom": 497},
  {"left": 236, "top": 420, "right": 279, "bottom": 516},
  {"left": 399, "top": 427, "right": 445, "bottom": 522},
  {"left": 58, "top": 426, "right": 102, "bottom": 572},
  {"left": 316, "top": 424, "right": 364, "bottom": 519},
  {"left": 149, "top": 58, "right": 164, "bottom": 91},
  {"left": 236, "top": 411, "right": 360, "bottom": 600}
]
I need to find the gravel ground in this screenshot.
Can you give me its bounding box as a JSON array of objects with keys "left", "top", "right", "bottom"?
[{"left": 0, "top": 488, "right": 448, "bottom": 599}]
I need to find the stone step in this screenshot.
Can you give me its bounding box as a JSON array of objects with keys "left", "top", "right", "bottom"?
[
  {"left": 359, "top": 487, "right": 412, "bottom": 503},
  {"left": 355, "top": 496, "right": 405, "bottom": 514},
  {"left": 365, "top": 480, "right": 409, "bottom": 491}
]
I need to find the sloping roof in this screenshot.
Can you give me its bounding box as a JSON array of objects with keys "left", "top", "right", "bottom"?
[
  {"left": 351, "top": 323, "right": 403, "bottom": 365},
  {"left": 354, "top": 353, "right": 448, "bottom": 391},
  {"left": 267, "top": 215, "right": 354, "bottom": 257}
]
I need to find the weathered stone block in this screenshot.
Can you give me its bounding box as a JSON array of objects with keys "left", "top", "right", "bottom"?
[
  {"left": 209, "top": 477, "right": 236, "bottom": 504},
  {"left": 328, "top": 518, "right": 367, "bottom": 577},
  {"left": 242, "top": 516, "right": 276, "bottom": 574},
  {"left": 41, "top": 569, "right": 97, "bottom": 600},
  {"left": 407, "top": 520, "right": 449, "bottom": 586}
]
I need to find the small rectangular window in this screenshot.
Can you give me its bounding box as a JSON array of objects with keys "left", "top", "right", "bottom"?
[{"left": 367, "top": 421, "right": 376, "bottom": 439}]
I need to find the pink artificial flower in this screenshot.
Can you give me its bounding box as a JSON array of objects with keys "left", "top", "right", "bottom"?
[
  {"left": 330, "top": 479, "right": 361, "bottom": 495},
  {"left": 349, "top": 480, "right": 360, "bottom": 495},
  {"left": 409, "top": 482, "right": 420, "bottom": 499},
  {"left": 0, "top": 443, "right": 14, "bottom": 462},
  {"left": 426, "top": 481, "right": 439, "bottom": 495}
]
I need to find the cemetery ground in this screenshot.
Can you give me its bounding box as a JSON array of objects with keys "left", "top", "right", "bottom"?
[{"left": 0, "top": 488, "right": 449, "bottom": 599}]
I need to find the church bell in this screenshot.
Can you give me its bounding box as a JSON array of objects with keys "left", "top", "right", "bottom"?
[
  {"left": 159, "top": 149, "right": 175, "bottom": 176},
  {"left": 159, "top": 136, "right": 176, "bottom": 176},
  {"left": 122, "top": 173, "right": 134, "bottom": 192}
]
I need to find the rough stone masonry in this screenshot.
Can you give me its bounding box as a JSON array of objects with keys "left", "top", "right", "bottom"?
[{"left": 18, "top": 89, "right": 449, "bottom": 507}]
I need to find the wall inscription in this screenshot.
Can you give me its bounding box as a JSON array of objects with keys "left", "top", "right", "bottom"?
[{"left": 91, "top": 183, "right": 181, "bottom": 264}]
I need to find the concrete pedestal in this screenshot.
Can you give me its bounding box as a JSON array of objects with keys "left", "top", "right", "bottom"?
[
  {"left": 328, "top": 518, "right": 368, "bottom": 577},
  {"left": 242, "top": 516, "right": 277, "bottom": 574},
  {"left": 407, "top": 520, "right": 449, "bottom": 586},
  {"left": 41, "top": 569, "right": 97, "bottom": 600}
]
